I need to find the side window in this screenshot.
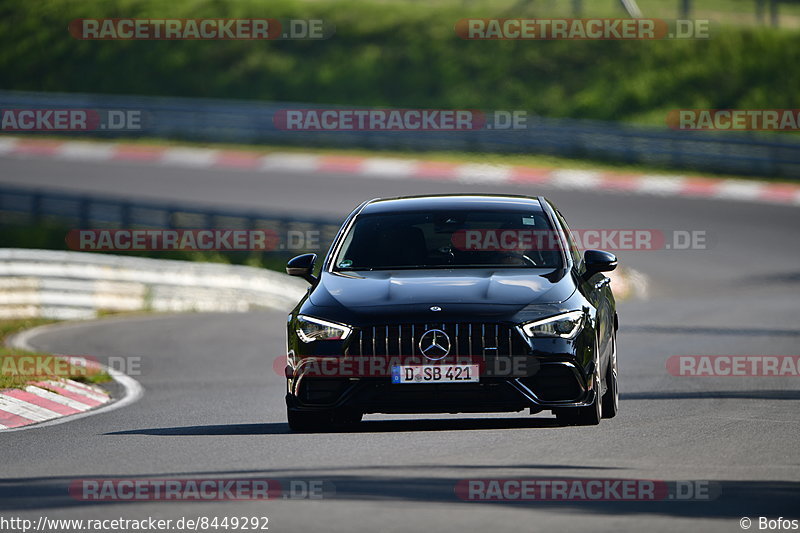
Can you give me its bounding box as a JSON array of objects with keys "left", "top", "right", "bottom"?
[{"left": 554, "top": 210, "right": 582, "bottom": 266}]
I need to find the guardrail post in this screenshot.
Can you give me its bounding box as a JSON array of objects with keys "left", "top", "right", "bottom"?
[
  {"left": 680, "top": 0, "right": 691, "bottom": 18},
  {"left": 770, "top": 0, "right": 779, "bottom": 26},
  {"left": 79, "top": 197, "right": 91, "bottom": 229},
  {"left": 31, "top": 191, "right": 42, "bottom": 225},
  {"left": 121, "top": 201, "right": 131, "bottom": 227}
]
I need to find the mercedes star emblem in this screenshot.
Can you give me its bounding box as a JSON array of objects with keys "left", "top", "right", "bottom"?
[{"left": 418, "top": 329, "right": 451, "bottom": 360}]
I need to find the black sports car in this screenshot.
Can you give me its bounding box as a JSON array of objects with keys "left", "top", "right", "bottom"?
[{"left": 284, "top": 194, "right": 618, "bottom": 430}]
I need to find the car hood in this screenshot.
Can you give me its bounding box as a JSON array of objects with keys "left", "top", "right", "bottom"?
[{"left": 310, "top": 268, "right": 576, "bottom": 311}]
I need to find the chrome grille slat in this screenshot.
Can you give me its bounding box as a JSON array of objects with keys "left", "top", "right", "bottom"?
[{"left": 354, "top": 322, "right": 526, "bottom": 357}]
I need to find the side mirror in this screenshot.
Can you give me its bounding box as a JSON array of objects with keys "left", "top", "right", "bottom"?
[
  {"left": 583, "top": 249, "right": 617, "bottom": 279},
  {"left": 286, "top": 253, "right": 318, "bottom": 284}
]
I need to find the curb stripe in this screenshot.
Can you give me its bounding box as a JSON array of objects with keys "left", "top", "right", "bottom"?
[
  {"left": 61, "top": 378, "right": 107, "bottom": 396},
  {"left": 161, "top": 148, "right": 219, "bottom": 167},
  {"left": 113, "top": 144, "right": 167, "bottom": 161},
  {"left": 3, "top": 389, "right": 81, "bottom": 415},
  {"left": 413, "top": 161, "right": 461, "bottom": 179},
  {"left": 32, "top": 382, "right": 105, "bottom": 407},
  {"left": 213, "top": 150, "right": 262, "bottom": 169},
  {"left": 455, "top": 164, "right": 512, "bottom": 184},
  {"left": 57, "top": 141, "right": 115, "bottom": 161},
  {"left": 511, "top": 167, "right": 553, "bottom": 184},
  {"left": 25, "top": 385, "right": 93, "bottom": 411},
  {"left": 2, "top": 138, "right": 799, "bottom": 207},
  {"left": 318, "top": 155, "right": 368, "bottom": 173},
  {"left": 0, "top": 409, "right": 34, "bottom": 428},
  {"left": 359, "top": 158, "right": 417, "bottom": 178},
  {"left": 44, "top": 380, "right": 109, "bottom": 403},
  {"left": 0, "top": 394, "right": 61, "bottom": 421}
]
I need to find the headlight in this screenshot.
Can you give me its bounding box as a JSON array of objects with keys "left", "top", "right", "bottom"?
[
  {"left": 520, "top": 311, "right": 584, "bottom": 339},
  {"left": 296, "top": 315, "right": 352, "bottom": 343}
]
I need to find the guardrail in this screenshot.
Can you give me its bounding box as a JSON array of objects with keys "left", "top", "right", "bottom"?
[
  {"left": 0, "top": 184, "right": 343, "bottom": 251},
  {"left": 2, "top": 90, "right": 799, "bottom": 179},
  {"left": 0, "top": 248, "right": 308, "bottom": 320}
]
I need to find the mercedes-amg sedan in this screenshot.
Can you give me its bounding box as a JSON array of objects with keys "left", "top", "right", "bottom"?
[{"left": 284, "top": 194, "right": 618, "bottom": 431}]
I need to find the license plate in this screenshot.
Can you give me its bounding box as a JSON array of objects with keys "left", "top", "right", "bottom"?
[{"left": 391, "top": 364, "right": 480, "bottom": 384}]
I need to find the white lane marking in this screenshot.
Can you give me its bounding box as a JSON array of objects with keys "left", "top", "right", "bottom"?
[
  {"left": 259, "top": 153, "right": 320, "bottom": 171},
  {"left": 636, "top": 175, "right": 687, "bottom": 195},
  {"left": 712, "top": 180, "right": 765, "bottom": 201},
  {"left": 456, "top": 164, "right": 512, "bottom": 184},
  {"left": 549, "top": 169, "right": 603, "bottom": 188},
  {"left": 57, "top": 142, "right": 115, "bottom": 160},
  {"left": 25, "top": 385, "right": 92, "bottom": 411},
  {"left": 43, "top": 380, "right": 109, "bottom": 404},
  {"left": 360, "top": 158, "right": 417, "bottom": 178},
  {"left": 0, "top": 137, "right": 20, "bottom": 154},
  {"left": 0, "top": 394, "right": 61, "bottom": 422},
  {"left": 160, "top": 148, "right": 219, "bottom": 167}
]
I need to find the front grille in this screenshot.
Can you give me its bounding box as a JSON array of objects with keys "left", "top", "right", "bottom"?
[{"left": 346, "top": 323, "right": 529, "bottom": 357}]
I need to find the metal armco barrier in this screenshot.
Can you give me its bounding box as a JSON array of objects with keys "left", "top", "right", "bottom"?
[
  {"left": 0, "top": 248, "right": 307, "bottom": 319},
  {"left": 1, "top": 90, "right": 799, "bottom": 178}
]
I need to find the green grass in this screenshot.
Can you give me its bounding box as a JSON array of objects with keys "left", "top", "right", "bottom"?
[
  {"left": 1, "top": 0, "right": 798, "bottom": 126},
  {"left": 0, "top": 318, "right": 112, "bottom": 390}
]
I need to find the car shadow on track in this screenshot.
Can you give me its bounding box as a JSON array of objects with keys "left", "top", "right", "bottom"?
[
  {"left": 2, "top": 472, "right": 798, "bottom": 520},
  {"left": 106, "top": 416, "right": 562, "bottom": 436},
  {"left": 621, "top": 390, "right": 800, "bottom": 401}
]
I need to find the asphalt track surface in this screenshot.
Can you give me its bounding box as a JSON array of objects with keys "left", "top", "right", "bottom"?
[{"left": 1, "top": 155, "right": 799, "bottom": 532}]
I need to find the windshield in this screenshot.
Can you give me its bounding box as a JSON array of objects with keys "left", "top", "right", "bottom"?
[{"left": 333, "top": 210, "right": 565, "bottom": 270}]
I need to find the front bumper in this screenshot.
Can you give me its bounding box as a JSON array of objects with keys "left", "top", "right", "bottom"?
[{"left": 286, "top": 358, "right": 596, "bottom": 414}]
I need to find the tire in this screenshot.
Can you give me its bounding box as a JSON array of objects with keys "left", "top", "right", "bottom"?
[
  {"left": 601, "top": 335, "right": 619, "bottom": 419},
  {"left": 287, "top": 408, "right": 333, "bottom": 432},
  {"left": 555, "top": 375, "right": 602, "bottom": 426}
]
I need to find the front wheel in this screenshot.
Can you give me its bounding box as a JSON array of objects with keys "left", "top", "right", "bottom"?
[
  {"left": 601, "top": 335, "right": 619, "bottom": 419},
  {"left": 555, "top": 374, "right": 602, "bottom": 426}
]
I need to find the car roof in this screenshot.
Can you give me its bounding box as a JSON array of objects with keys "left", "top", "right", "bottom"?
[{"left": 359, "top": 194, "right": 544, "bottom": 215}]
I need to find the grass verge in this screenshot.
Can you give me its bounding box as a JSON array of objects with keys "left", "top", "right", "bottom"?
[{"left": 0, "top": 318, "right": 112, "bottom": 390}]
